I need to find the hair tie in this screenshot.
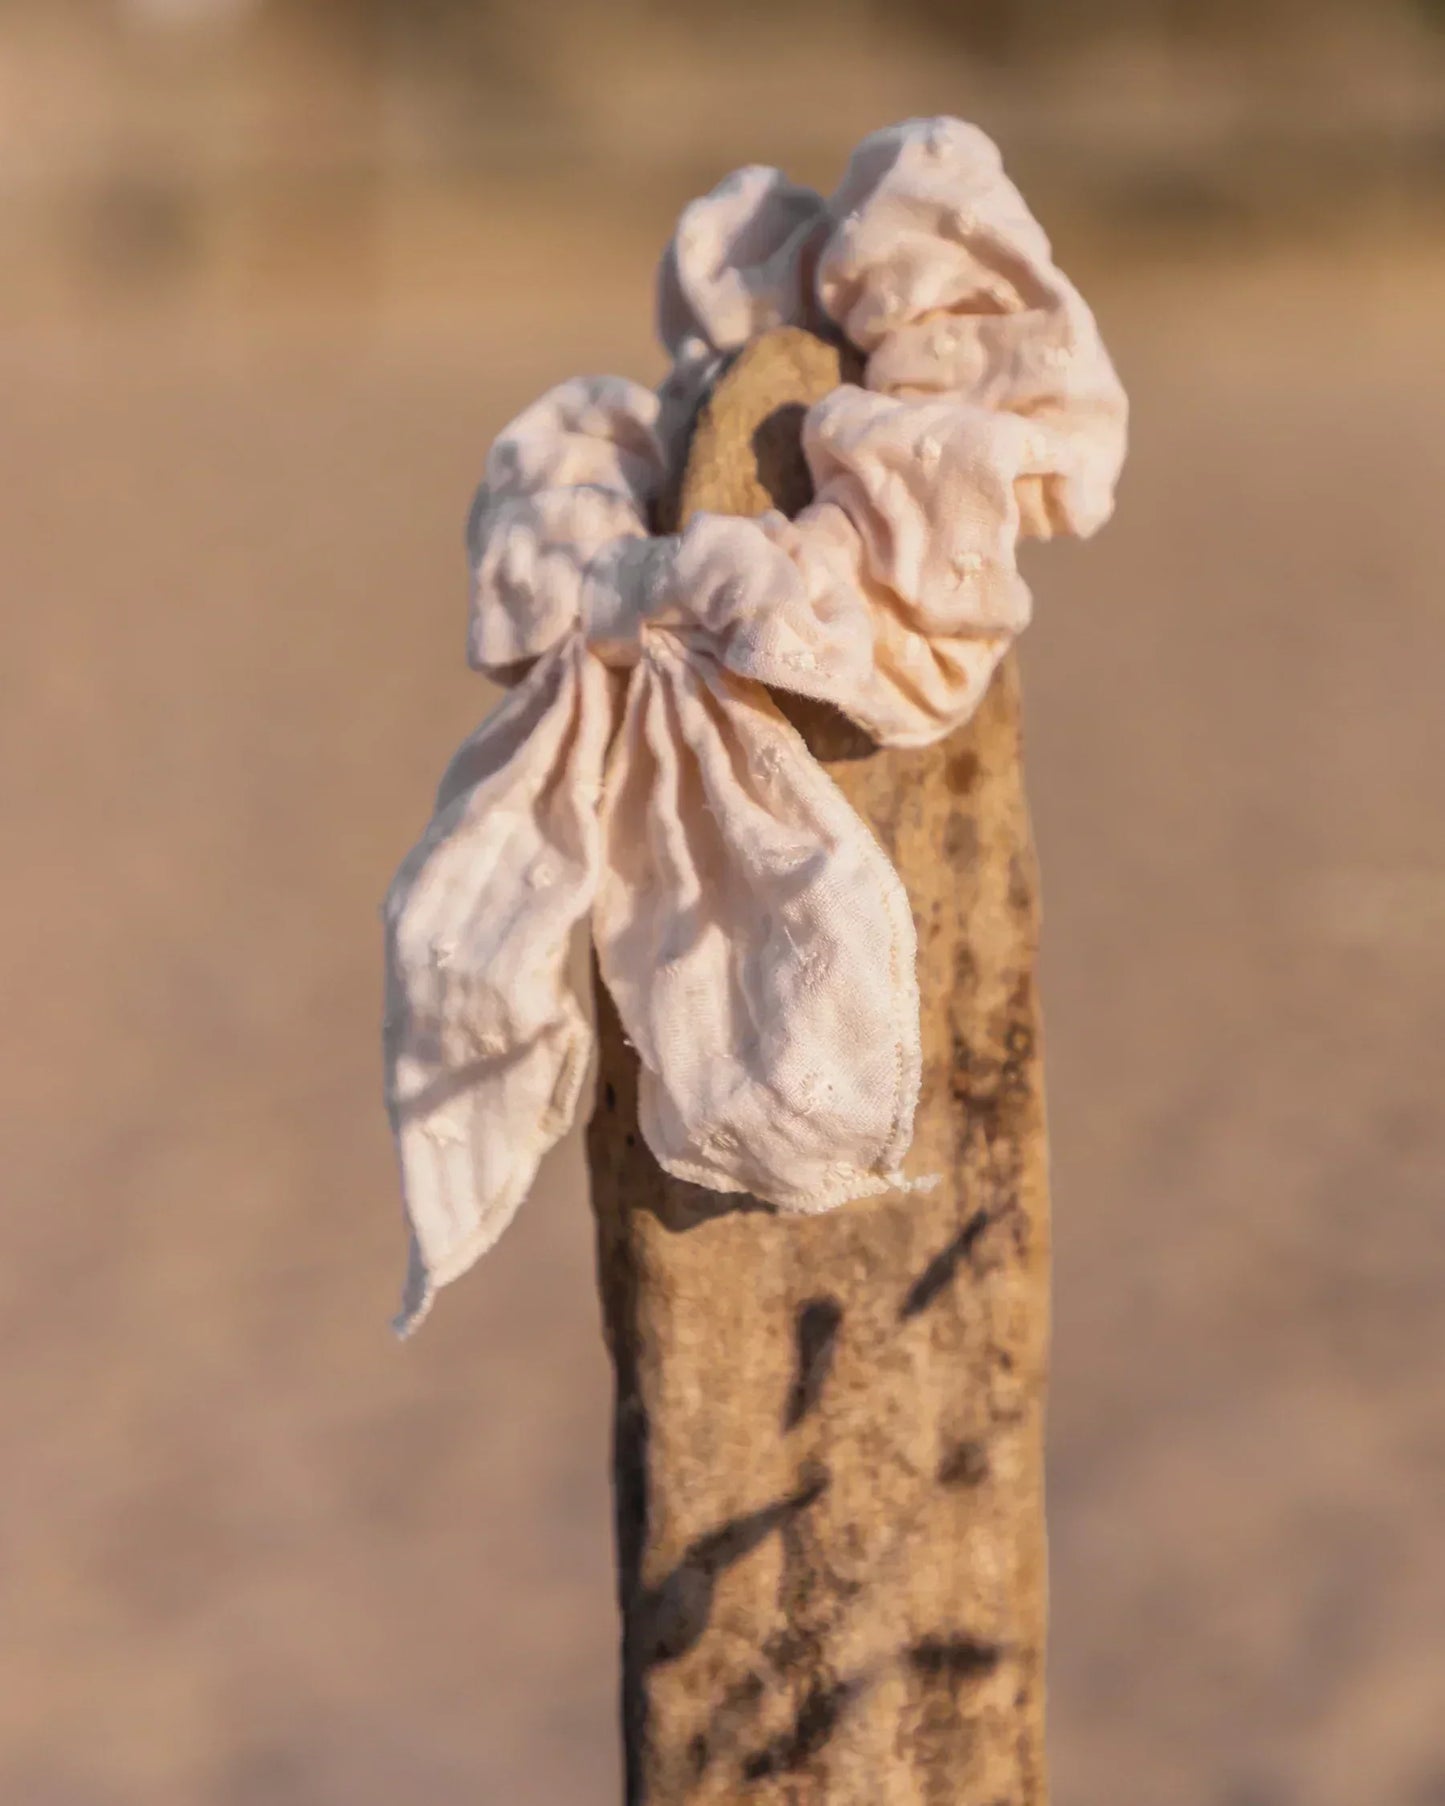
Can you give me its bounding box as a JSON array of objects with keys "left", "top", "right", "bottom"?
[{"left": 384, "top": 116, "right": 1127, "bottom": 1334}]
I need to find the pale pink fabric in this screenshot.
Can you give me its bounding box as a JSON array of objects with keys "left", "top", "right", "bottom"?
[{"left": 384, "top": 117, "right": 1127, "bottom": 1332}]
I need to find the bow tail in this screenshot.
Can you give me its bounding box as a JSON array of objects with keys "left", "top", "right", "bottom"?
[
  {"left": 384, "top": 639, "right": 613, "bottom": 1334},
  {"left": 595, "top": 640, "right": 922, "bottom": 1210}
]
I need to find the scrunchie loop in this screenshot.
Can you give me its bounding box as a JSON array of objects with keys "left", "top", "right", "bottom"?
[{"left": 384, "top": 117, "right": 1127, "bottom": 1333}]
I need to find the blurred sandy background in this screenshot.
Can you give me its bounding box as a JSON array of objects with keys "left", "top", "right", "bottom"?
[{"left": 3, "top": 2, "right": 1444, "bottom": 1801}]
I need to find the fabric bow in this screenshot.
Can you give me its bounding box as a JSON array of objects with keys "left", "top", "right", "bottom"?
[{"left": 384, "top": 117, "right": 1127, "bottom": 1332}]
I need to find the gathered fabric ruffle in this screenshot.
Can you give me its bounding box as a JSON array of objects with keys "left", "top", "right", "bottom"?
[{"left": 384, "top": 116, "right": 1127, "bottom": 1333}]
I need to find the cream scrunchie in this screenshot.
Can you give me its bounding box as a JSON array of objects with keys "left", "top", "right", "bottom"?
[{"left": 384, "top": 117, "right": 1127, "bottom": 1333}]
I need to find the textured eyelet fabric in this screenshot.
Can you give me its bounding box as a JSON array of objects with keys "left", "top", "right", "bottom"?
[{"left": 383, "top": 116, "right": 1127, "bottom": 1333}]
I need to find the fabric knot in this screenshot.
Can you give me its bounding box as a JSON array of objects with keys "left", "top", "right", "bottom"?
[{"left": 580, "top": 537, "right": 680, "bottom": 669}]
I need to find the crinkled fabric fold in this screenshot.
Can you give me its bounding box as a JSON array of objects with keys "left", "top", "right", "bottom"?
[
  {"left": 658, "top": 115, "right": 1126, "bottom": 537},
  {"left": 384, "top": 641, "right": 614, "bottom": 1330},
  {"left": 595, "top": 640, "right": 919, "bottom": 1208},
  {"left": 384, "top": 116, "right": 1128, "bottom": 1332}
]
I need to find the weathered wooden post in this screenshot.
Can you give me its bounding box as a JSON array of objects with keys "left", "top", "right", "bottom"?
[
  {"left": 588, "top": 328, "right": 1052, "bottom": 1803},
  {"left": 383, "top": 114, "right": 1124, "bottom": 1806}
]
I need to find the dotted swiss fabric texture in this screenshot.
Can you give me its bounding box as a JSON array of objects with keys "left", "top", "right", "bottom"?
[{"left": 383, "top": 117, "right": 1128, "bottom": 1333}]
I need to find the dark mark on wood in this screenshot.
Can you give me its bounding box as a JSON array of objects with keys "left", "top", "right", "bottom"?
[
  {"left": 690, "top": 1670, "right": 767, "bottom": 1780},
  {"left": 908, "top": 1635, "right": 1005, "bottom": 1684},
  {"left": 946, "top": 746, "right": 980, "bottom": 795},
  {"left": 899, "top": 1210, "right": 990, "bottom": 1320},
  {"left": 750, "top": 401, "right": 814, "bottom": 514},
  {"left": 938, "top": 1438, "right": 991, "bottom": 1488},
  {"left": 635, "top": 1469, "right": 829, "bottom": 1668},
  {"left": 944, "top": 811, "right": 979, "bottom": 863},
  {"left": 741, "top": 1676, "right": 862, "bottom": 1781},
  {"left": 784, "top": 1295, "right": 844, "bottom": 1430}
]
